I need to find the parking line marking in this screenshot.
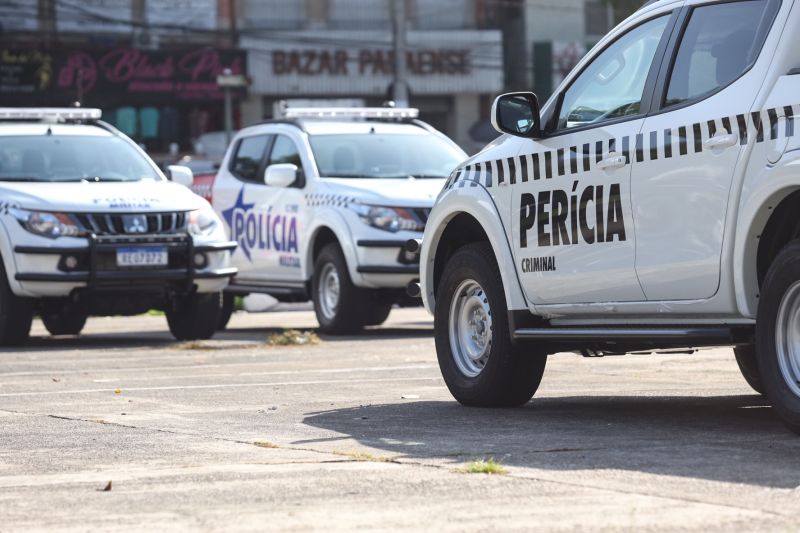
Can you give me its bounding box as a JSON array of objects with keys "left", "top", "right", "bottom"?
[{"left": 0, "top": 376, "right": 441, "bottom": 397}]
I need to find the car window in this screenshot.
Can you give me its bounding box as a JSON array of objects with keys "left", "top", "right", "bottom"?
[
  {"left": 269, "top": 135, "right": 303, "bottom": 170},
  {"left": 557, "top": 16, "right": 669, "bottom": 130},
  {"left": 0, "top": 135, "right": 160, "bottom": 182},
  {"left": 664, "top": 0, "right": 778, "bottom": 108},
  {"left": 268, "top": 134, "right": 304, "bottom": 187},
  {"left": 308, "top": 133, "right": 465, "bottom": 180},
  {"left": 231, "top": 135, "right": 269, "bottom": 182}
]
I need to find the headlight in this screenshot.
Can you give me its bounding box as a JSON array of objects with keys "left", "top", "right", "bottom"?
[
  {"left": 349, "top": 204, "right": 424, "bottom": 233},
  {"left": 187, "top": 208, "right": 219, "bottom": 237},
  {"left": 10, "top": 208, "right": 82, "bottom": 239}
]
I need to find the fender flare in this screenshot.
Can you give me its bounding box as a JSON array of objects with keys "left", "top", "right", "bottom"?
[
  {"left": 420, "top": 186, "right": 529, "bottom": 315},
  {"left": 734, "top": 154, "right": 800, "bottom": 317},
  {"left": 302, "top": 208, "right": 359, "bottom": 283}
]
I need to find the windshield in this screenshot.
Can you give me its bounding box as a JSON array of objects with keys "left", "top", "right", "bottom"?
[
  {"left": 0, "top": 135, "right": 162, "bottom": 182},
  {"left": 309, "top": 133, "right": 464, "bottom": 179}
]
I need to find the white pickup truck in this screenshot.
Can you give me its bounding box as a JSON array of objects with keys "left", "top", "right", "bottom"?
[
  {"left": 416, "top": 0, "right": 800, "bottom": 433},
  {"left": 0, "top": 108, "right": 236, "bottom": 344},
  {"left": 211, "top": 107, "right": 465, "bottom": 333}
]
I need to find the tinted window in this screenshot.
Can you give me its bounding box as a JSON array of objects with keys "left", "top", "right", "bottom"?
[
  {"left": 231, "top": 135, "right": 269, "bottom": 182},
  {"left": 308, "top": 133, "right": 464, "bottom": 180},
  {"left": 665, "top": 0, "right": 777, "bottom": 108},
  {"left": 269, "top": 135, "right": 303, "bottom": 169},
  {"left": 0, "top": 135, "right": 160, "bottom": 182},
  {"left": 558, "top": 16, "right": 669, "bottom": 130}
]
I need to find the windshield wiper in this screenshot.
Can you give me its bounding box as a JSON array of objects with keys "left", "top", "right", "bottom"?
[
  {"left": 0, "top": 176, "right": 51, "bottom": 182},
  {"left": 81, "top": 176, "right": 131, "bottom": 182}
]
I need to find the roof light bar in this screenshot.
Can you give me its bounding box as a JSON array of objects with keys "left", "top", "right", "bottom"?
[
  {"left": 281, "top": 107, "right": 419, "bottom": 120},
  {"left": 0, "top": 108, "right": 102, "bottom": 121}
]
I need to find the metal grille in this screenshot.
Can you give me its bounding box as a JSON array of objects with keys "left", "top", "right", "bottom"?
[{"left": 74, "top": 213, "right": 188, "bottom": 236}]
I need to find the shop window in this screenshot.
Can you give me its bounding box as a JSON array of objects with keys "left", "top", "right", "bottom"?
[
  {"left": 231, "top": 135, "right": 269, "bottom": 183},
  {"left": 240, "top": 0, "right": 305, "bottom": 29},
  {"left": 585, "top": 1, "right": 613, "bottom": 38},
  {"left": 413, "top": 0, "right": 473, "bottom": 29},
  {"left": 329, "top": 0, "right": 390, "bottom": 30}
]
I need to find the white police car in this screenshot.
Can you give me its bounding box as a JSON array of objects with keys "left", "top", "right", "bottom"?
[
  {"left": 0, "top": 108, "right": 236, "bottom": 345},
  {"left": 212, "top": 106, "right": 466, "bottom": 333},
  {"left": 416, "top": 0, "right": 800, "bottom": 432}
]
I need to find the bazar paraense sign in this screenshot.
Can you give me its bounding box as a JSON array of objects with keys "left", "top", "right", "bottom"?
[
  {"left": 271, "top": 48, "right": 470, "bottom": 76},
  {"left": 0, "top": 47, "right": 245, "bottom": 101}
]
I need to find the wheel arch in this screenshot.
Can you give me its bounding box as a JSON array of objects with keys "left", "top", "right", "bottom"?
[
  {"left": 735, "top": 156, "right": 800, "bottom": 317},
  {"left": 421, "top": 190, "right": 528, "bottom": 315}
]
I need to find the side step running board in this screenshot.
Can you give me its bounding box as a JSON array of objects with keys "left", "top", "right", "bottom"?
[{"left": 513, "top": 326, "right": 736, "bottom": 343}]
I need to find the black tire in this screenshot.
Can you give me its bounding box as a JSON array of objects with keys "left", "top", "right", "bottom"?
[
  {"left": 217, "top": 292, "right": 235, "bottom": 331},
  {"left": 166, "top": 291, "right": 222, "bottom": 341},
  {"left": 434, "top": 242, "right": 547, "bottom": 407},
  {"left": 734, "top": 345, "right": 764, "bottom": 395},
  {"left": 42, "top": 309, "right": 87, "bottom": 336},
  {"left": 756, "top": 240, "right": 800, "bottom": 434},
  {"left": 0, "top": 258, "right": 32, "bottom": 346},
  {"left": 312, "top": 243, "right": 369, "bottom": 334},
  {"left": 364, "top": 301, "right": 393, "bottom": 327}
]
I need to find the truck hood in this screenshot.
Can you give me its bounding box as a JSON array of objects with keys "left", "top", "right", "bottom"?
[
  {"left": 319, "top": 177, "right": 445, "bottom": 207},
  {"left": 0, "top": 180, "right": 207, "bottom": 212}
]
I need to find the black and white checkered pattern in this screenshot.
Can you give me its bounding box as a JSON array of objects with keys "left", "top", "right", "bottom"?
[
  {"left": 445, "top": 104, "right": 800, "bottom": 190},
  {"left": 305, "top": 192, "right": 357, "bottom": 208},
  {"left": 0, "top": 201, "right": 19, "bottom": 215}
]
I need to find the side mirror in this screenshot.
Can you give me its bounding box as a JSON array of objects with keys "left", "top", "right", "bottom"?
[
  {"left": 491, "top": 92, "right": 542, "bottom": 138},
  {"left": 264, "top": 163, "right": 298, "bottom": 188},
  {"left": 167, "top": 165, "right": 194, "bottom": 187}
]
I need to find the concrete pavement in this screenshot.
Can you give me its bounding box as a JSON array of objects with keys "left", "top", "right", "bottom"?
[{"left": 1, "top": 307, "right": 799, "bottom": 531}]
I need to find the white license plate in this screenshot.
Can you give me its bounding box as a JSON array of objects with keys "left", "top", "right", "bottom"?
[{"left": 116, "top": 246, "right": 168, "bottom": 267}]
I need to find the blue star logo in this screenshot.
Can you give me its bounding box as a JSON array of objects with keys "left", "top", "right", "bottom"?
[{"left": 221, "top": 188, "right": 255, "bottom": 261}]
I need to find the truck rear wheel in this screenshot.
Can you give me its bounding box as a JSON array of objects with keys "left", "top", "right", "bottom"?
[
  {"left": 434, "top": 242, "right": 547, "bottom": 407},
  {"left": 312, "top": 243, "right": 368, "bottom": 334},
  {"left": 734, "top": 345, "right": 764, "bottom": 394},
  {"left": 166, "top": 291, "right": 222, "bottom": 341},
  {"left": 756, "top": 241, "right": 800, "bottom": 433},
  {"left": 42, "top": 309, "right": 87, "bottom": 336},
  {"left": 364, "top": 302, "right": 393, "bottom": 327},
  {"left": 0, "top": 259, "right": 32, "bottom": 346}
]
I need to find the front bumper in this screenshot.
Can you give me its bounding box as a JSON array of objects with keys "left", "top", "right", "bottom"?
[
  {"left": 355, "top": 239, "right": 420, "bottom": 279},
  {"left": 14, "top": 233, "right": 237, "bottom": 290}
]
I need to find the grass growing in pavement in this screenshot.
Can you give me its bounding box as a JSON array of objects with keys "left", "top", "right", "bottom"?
[
  {"left": 254, "top": 441, "right": 280, "bottom": 449},
  {"left": 457, "top": 458, "right": 508, "bottom": 475},
  {"left": 266, "top": 329, "right": 319, "bottom": 346},
  {"left": 177, "top": 341, "right": 222, "bottom": 351},
  {"left": 334, "top": 450, "right": 394, "bottom": 463}
]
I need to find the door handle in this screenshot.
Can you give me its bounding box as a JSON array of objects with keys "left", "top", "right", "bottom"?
[
  {"left": 703, "top": 133, "right": 738, "bottom": 150},
  {"left": 597, "top": 155, "right": 627, "bottom": 170}
]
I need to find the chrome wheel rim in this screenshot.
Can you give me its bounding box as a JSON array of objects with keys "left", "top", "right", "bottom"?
[
  {"left": 318, "top": 263, "right": 340, "bottom": 321},
  {"left": 776, "top": 281, "right": 800, "bottom": 397},
  {"left": 448, "top": 279, "right": 492, "bottom": 378}
]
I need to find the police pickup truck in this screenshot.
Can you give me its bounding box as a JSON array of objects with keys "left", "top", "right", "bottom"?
[
  {"left": 211, "top": 106, "right": 465, "bottom": 333},
  {"left": 415, "top": 0, "right": 800, "bottom": 433},
  {"left": 0, "top": 108, "right": 236, "bottom": 345}
]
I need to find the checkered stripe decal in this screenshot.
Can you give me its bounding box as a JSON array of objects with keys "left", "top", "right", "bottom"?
[
  {"left": 446, "top": 104, "right": 800, "bottom": 190},
  {"left": 305, "top": 193, "right": 357, "bottom": 208},
  {"left": 0, "top": 201, "right": 19, "bottom": 215}
]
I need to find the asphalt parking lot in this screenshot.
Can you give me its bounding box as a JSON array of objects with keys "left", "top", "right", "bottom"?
[{"left": 2, "top": 307, "right": 800, "bottom": 532}]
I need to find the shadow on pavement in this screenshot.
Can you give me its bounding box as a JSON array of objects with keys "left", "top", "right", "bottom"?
[{"left": 303, "top": 394, "right": 800, "bottom": 489}]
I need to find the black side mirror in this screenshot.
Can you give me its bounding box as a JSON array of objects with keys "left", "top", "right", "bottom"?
[{"left": 491, "top": 92, "right": 542, "bottom": 139}]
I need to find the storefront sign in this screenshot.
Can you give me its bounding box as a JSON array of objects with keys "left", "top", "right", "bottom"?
[
  {"left": 244, "top": 30, "right": 502, "bottom": 95},
  {"left": 0, "top": 47, "right": 246, "bottom": 103}
]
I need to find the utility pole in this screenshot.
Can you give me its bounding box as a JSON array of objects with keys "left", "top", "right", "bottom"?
[{"left": 391, "top": 0, "right": 409, "bottom": 108}]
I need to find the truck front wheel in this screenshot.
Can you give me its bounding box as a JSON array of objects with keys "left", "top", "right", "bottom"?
[
  {"left": 434, "top": 242, "right": 547, "bottom": 407},
  {"left": 166, "top": 291, "right": 222, "bottom": 341},
  {"left": 312, "top": 243, "right": 369, "bottom": 334},
  {"left": 733, "top": 345, "right": 764, "bottom": 395},
  {"left": 757, "top": 241, "right": 800, "bottom": 433}
]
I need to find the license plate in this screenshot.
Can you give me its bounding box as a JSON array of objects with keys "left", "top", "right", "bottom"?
[{"left": 116, "top": 246, "right": 168, "bottom": 268}]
